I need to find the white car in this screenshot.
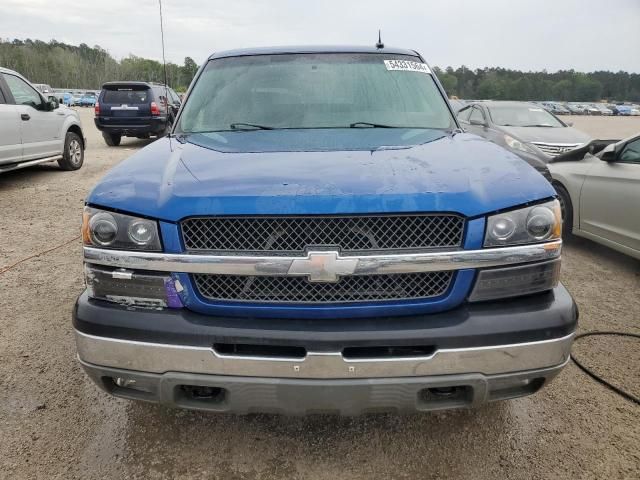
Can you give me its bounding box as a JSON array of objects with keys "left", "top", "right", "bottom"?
[
  {"left": 549, "top": 136, "right": 640, "bottom": 259},
  {"left": 0, "top": 67, "right": 85, "bottom": 173},
  {"left": 32, "top": 83, "right": 53, "bottom": 97}
]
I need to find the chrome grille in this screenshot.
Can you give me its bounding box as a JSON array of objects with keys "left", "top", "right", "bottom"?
[
  {"left": 181, "top": 214, "right": 464, "bottom": 254},
  {"left": 531, "top": 142, "right": 582, "bottom": 157},
  {"left": 193, "top": 271, "right": 454, "bottom": 303}
]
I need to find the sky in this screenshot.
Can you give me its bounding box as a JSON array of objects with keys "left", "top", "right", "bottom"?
[{"left": 1, "top": 0, "right": 639, "bottom": 72}]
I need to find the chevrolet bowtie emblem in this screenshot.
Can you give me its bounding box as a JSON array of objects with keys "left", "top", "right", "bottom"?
[{"left": 288, "top": 251, "right": 358, "bottom": 283}]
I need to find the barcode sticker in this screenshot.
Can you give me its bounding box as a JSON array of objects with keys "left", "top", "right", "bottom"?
[{"left": 384, "top": 60, "right": 431, "bottom": 74}]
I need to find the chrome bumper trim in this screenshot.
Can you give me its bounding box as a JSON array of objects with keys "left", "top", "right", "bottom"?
[
  {"left": 75, "top": 330, "right": 574, "bottom": 379},
  {"left": 82, "top": 240, "right": 562, "bottom": 277}
]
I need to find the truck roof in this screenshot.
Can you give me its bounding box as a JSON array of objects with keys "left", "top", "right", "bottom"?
[{"left": 208, "top": 45, "right": 420, "bottom": 60}]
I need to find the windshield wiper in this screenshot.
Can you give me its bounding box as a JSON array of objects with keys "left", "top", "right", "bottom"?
[
  {"left": 522, "top": 124, "right": 555, "bottom": 127},
  {"left": 349, "top": 122, "right": 394, "bottom": 128},
  {"left": 230, "top": 123, "right": 274, "bottom": 130}
]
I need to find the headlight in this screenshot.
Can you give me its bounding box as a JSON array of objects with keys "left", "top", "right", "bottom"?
[
  {"left": 504, "top": 134, "right": 535, "bottom": 154},
  {"left": 485, "top": 200, "right": 561, "bottom": 247},
  {"left": 82, "top": 206, "right": 161, "bottom": 251}
]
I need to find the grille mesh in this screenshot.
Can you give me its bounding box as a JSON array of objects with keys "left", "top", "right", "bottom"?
[
  {"left": 181, "top": 214, "right": 464, "bottom": 254},
  {"left": 193, "top": 271, "right": 454, "bottom": 304},
  {"left": 531, "top": 142, "right": 582, "bottom": 157}
]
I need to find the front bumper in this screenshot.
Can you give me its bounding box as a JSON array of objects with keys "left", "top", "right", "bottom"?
[
  {"left": 75, "top": 330, "right": 574, "bottom": 380},
  {"left": 74, "top": 284, "right": 577, "bottom": 414},
  {"left": 94, "top": 116, "right": 166, "bottom": 135},
  {"left": 80, "top": 360, "right": 568, "bottom": 415}
]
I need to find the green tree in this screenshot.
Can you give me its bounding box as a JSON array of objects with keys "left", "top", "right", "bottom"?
[
  {"left": 573, "top": 75, "right": 603, "bottom": 101},
  {"left": 552, "top": 79, "right": 572, "bottom": 100}
]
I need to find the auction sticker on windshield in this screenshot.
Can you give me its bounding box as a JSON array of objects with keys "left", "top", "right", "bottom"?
[{"left": 384, "top": 59, "right": 431, "bottom": 74}]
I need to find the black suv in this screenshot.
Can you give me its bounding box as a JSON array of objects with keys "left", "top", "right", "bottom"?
[{"left": 94, "top": 81, "right": 180, "bottom": 146}]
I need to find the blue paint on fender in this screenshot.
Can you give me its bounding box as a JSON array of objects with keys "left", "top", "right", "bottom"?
[{"left": 88, "top": 130, "right": 555, "bottom": 221}]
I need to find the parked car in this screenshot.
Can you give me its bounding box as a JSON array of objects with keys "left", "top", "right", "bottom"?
[
  {"left": 70, "top": 92, "right": 84, "bottom": 106},
  {"left": 564, "top": 104, "right": 584, "bottom": 115},
  {"left": 456, "top": 101, "right": 591, "bottom": 177},
  {"left": 32, "top": 83, "right": 53, "bottom": 97},
  {"left": 544, "top": 103, "right": 571, "bottom": 115},
  {"left": 610, "top": 105, "right": 626, "bottom": 115},
  {"left": 62, "top": 91, "right": 74, "bottom": 106},
  {"left": 618, "top": 105, "right": 632, "bottom": 115},
  {"left": 548, "top": 135, "right": 640, "bottom": 258},
  {"left": 573, "top": 103, "right": 602, "bottom": 115},
  {"left": 537, "top": 102, "right": 552, "bottom": 112},
  {"left": 32, "top": 83, "right": 65, "bottom": 104},
  {"left": 75, "top": 46, "right": 576, "bottom": 415},
  {"left": 581, "top": 104, "right": 601, "bottom": 115},
  {"left": 591, "top": 104, "right": 613, "bottom": 116},
  {"left": 52, "top": 88, "right": 67, "bottom": 103},
  {"left": 80, "top": 92, "right": 97, "bottom": 107},
  {"left": 94, "top": 81, "right": 181, "bottom": 146},
  {"left": 0, "top": 67, "right": 85, "bottom": 173},
  {"left": 448, "top": 98, "right": 467, "bottom": 113},
  {"left": 615, "top": 105, "right": 640, "bottom": 117}
]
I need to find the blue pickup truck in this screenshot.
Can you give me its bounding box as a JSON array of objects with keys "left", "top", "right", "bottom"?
[{"left": 74, "top": 46, "right": 577, "bottom": 415}]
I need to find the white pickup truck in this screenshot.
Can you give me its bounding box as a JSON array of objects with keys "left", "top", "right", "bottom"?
[{"left": 0, "top": 67, "right": 85, "bottom": 174}]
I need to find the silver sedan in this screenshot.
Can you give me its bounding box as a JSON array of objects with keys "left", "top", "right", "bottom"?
[{"left": 548, "top": 135, "right": 640, "bottom": 259}]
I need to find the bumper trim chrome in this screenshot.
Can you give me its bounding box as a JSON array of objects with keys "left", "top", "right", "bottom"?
[
  {"left": 75, "top": 330, "right": 574, "bottom": 379},
  {"left": 82, "top": 240, "right": 562, "bottom": 278}
]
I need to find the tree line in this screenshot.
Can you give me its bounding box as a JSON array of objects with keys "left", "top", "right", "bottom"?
[
  {"left": 1, "top": 38, "right": 639, "bottom": 101},
  {"left": 433, "top": 66, "right": 640, "bottom": 102},
  {"left": 0, "top": 38, "right": 198, "bottom": 92}
]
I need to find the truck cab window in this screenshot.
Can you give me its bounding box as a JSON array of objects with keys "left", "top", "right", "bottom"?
[{"left": 3, "top": 74, "right": 42, "bottom": 108}]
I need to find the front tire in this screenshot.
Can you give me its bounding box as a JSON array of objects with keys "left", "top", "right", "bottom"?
[
  {"left": 58, "top": 132, "right": 84, "bottom": 171},
  {"left": 102, "top": 132, "right": 121, "bottom": 147},
  {"left": 553, "top": 182, "right": 573, "bottom": 237}
]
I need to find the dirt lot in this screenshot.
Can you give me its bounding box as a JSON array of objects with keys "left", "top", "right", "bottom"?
[{"left": 0, "top": 110, "right": 639, "bottom": 479}]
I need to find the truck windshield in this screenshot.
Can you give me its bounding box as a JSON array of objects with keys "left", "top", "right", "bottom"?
[{"left": 177, "top": 53, "right": 455, "bottom": 133}]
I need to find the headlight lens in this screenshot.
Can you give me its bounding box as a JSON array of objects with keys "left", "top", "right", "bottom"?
[
  {"left": 485, "top": 200, "right": 561, "bottom": 247},
  {"left": 128, "top": 220, "right": 156, "bottom": 245},
  {"left": 89, "top": 212, "right": 118, "bottom": 246},
  {"left": 526, "top": 206, "right": 556, "bottom": 240},
  {"left": 504, "top": 134, "right": 535, "bottom": 154},
  {"left": 489, "top": 217, "right": 516, "bottom": 241},
  {"left": 82, "top": 206, "right": 161, "bottom": 251}
]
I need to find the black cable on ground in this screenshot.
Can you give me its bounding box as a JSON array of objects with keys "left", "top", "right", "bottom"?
[{"left": 570, "top": 331, "right": 640, "bottom": 405}]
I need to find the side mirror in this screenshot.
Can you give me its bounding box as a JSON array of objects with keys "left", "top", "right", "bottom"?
[
  {"left": 599, "top": 143, "right": 618, "bottom": 162},
  {"left": 45, "top": 97, "right": 59, "bottom": 110},
  {"left": 565, "top": 121, "right": 573, "bottom": 127},
  {"left": 469, "top": 118, "right": 486, "bottom": 126}
]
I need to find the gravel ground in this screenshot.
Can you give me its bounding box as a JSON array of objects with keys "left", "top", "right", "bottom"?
[{"left": 0, "top": 110, "right": 638, "bottom": 479}]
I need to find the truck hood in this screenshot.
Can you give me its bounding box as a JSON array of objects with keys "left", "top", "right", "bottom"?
[
  {"left": 87, "top": 129, "right": 555, "bottom": 222},
  {"left": 501, "top": 125, "right": 592, "bottom": 145}
]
